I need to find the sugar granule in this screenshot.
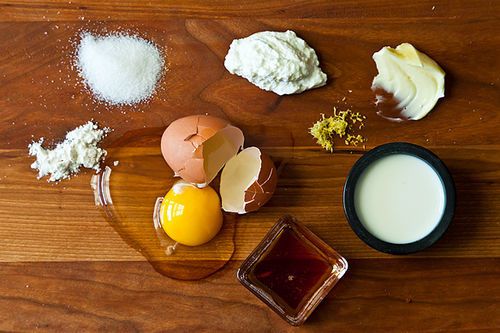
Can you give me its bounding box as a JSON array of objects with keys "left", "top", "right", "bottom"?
[
  {"left": 76, "top": 32, "right": 164, "bottom": 106},
  {"left": 28, "top": 121, "right": 110, "bottom": 182}
]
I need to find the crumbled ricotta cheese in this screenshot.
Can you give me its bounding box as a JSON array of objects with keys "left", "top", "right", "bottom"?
[
  {"left": 224, "top": 30, "right": 327, "bottom": 95},
  {"left": 28, "top": 121, "right": 110, "bottom": 182}
]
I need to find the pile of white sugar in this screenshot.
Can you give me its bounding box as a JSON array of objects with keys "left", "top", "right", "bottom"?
[
  {"left": 76, "top": 32, "right": 164, "bottom": 105},
  {"left": 28, "top": 121, "right": 110, "bottom": 182}
]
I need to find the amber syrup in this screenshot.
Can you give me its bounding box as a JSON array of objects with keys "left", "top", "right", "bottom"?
[{"left": 248, "top": 226, "right": 333, "bottom": 314}]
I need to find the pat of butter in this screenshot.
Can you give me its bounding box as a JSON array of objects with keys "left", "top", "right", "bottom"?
[{"left": 372, "top": 43, "right": 445, "bottom": 120}]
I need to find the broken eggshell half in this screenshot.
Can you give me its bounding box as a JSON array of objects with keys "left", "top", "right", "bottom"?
[
  {"left": 220, "top": 147, "right": 278, "bottom": 214},
  {"left": 161, "top": 115, "right": 244, "bottom": 187}
]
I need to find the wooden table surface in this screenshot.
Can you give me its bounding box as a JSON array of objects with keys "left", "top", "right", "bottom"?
[{"left": 1, "top": 1, "right": 499, "bottom": 331}]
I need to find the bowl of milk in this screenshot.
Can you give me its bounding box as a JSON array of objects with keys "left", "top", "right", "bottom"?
[{"left": 343, "top": 142, "right": 455, "bottom": 254}]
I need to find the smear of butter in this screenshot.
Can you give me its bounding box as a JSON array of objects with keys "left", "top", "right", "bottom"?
[
  {"left": 224, "top": 30, "right": 327, "bottom": 95},
  {"left": 372, "top": 43, "right": 445, "bottom": 121}
]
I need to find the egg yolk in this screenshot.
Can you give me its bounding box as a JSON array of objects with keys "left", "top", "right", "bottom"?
[{"left": 160, "top": 181, "right": 223, "bottom": 246}]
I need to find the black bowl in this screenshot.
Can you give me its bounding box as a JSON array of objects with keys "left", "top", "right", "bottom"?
[{"left": 343, "top": 142, "right": 455, "bottom": 254}]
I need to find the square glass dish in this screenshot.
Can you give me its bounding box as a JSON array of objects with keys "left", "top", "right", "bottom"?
[{"left": 236, "top": 215, "right": 348, "bottom": 326}]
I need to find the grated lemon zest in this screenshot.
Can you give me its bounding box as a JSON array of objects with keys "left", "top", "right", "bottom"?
[{"left": 310, "top": 107, "right": 366, "bottom": 152}]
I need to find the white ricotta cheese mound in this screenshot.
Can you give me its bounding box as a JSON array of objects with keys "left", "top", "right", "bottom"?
[
  {"left": 224, "top": 30, "right": 327, "bottom": 95},
  {"left": 76, "top": 32, "right": 164, "bottom": 105},
  {"left": 28, "top": 121, "right": 110, "bottom": 182}
]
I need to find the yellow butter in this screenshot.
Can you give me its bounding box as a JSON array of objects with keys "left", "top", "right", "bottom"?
[{"left": 372, "top": 43, "right": 445, "bottom": 120}]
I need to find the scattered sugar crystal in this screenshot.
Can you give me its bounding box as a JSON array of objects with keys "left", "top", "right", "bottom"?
[{"left": 75, "top": 32, "right": 164, "bottom": 106}]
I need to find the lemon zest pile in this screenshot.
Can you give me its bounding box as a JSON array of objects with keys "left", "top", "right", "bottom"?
[{"left": 310, "top": 108, "right": 366, "bottom": 152}]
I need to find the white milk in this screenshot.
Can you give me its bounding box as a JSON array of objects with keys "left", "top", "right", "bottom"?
[{"left": 354, "top": 154, "right": 445, "bottom": 244}]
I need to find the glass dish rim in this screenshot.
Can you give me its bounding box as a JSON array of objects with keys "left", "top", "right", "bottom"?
[{"left": 236, "top": 214, "right": 348, "bottom": 326}]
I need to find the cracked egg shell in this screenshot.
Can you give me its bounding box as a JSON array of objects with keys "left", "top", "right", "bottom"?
[
  {"left": 161, "top": 115, "right": 244, "bottom": 187},
  {"left": 220, "top": 147, "right": 278, "bottom": 214}
]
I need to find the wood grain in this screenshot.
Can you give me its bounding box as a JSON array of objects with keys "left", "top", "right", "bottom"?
[
  {"left": 2, "top": 146, "right": 499, "bottom": 261},
  {"left": 0, "top": 259, "right": 498, "bottom": 332},
  {"left": 0, "top": 0, "right": 499, "bottom": 331},
  {"left": 0, "top": 0, "right": 498, "bottom": 20}
]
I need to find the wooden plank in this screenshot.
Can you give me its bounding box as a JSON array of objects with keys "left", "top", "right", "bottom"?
[
  {"left": 0, "top": 0, "right": 498, "bottom": 21},
  {"left": 1, "top": 146, "right": 499, "bottom": 261},
  {"left": 0, "top": 17, "right": 499, "bottom": 261},
  {"left": 1, "top": 19, "right": 498, "bottom": 149},
  {"left": 0, "top": 259, "right": 498, "bottom": 332},
  {"left": 0, "top": 1, "right": 499, "bottom": 331}
]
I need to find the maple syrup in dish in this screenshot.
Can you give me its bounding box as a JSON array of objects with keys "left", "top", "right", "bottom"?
[
  {"left": 237, "top": 215, "right": 348, "bottom": 326},
  {"left": 249, "top": 228, "right": 332, "bottom": 312}
]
